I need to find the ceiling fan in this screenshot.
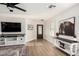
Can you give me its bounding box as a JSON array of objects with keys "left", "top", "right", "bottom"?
[{"left": 0, "top": 3, "right": 26, "bottom": 12}]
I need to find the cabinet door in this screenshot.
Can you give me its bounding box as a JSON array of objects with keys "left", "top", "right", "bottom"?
[{"left": 17, "top": 37, "right": 25, "bottom": 44}]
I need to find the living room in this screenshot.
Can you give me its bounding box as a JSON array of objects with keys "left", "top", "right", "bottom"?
[{"left": 0, "top": 2, "right": 79, "bottom": 57}]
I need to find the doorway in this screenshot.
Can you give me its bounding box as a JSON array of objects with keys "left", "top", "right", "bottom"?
[{"left": 37, "top": 24, "right": 43, "bottom": 39}]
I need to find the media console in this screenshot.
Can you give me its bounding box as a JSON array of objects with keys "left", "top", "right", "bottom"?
[
  {"left": 55, "top": 37, "right": 78, "bottom": 56},
  {"left": 0, "top": 34, "right": 25, "bottom": 46}
]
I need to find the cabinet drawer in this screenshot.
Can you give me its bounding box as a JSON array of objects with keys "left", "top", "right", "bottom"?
[{"left": 6, "top": 37, "right": 17, "bottom": 41}]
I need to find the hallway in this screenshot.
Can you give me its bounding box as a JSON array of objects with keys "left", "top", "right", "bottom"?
[{"left": 25, "top": 39, "right": 66, "bottom": 56}]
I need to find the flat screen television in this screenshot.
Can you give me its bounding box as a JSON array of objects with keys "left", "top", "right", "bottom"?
[
  {"left": 1, "top": 22, "right": 21, "bottom": 32},
  {"left": 56, "top": 17, "right": 76, "bottom": 38}
]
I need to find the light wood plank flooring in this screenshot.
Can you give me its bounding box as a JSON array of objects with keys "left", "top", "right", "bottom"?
[{"left": 25, "top": 39, "right": 66, "bottom": 56}]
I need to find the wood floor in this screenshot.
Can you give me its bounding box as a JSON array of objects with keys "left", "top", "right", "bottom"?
[{"left": 25, "top": 39, "right": 66, "bottom": 56}]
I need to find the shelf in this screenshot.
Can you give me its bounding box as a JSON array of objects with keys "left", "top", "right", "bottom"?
[{"left": 56, "top": 45, "right": 71, "bottom": 54}]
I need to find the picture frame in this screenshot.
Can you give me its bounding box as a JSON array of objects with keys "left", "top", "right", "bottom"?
[
  {"left": 27, "top": 24, "right": 34, "bottom": 30},
  {"left": 57, "top": 17, "right": 75, "bottom": 37}
]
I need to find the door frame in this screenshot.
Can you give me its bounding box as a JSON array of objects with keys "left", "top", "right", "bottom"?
[{"left": 37, "top": 24, "right": 43, "bottom": 39}]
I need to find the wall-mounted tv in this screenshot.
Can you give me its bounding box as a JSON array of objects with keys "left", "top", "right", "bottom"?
[
  {"left": 1, "top": 22, "right": 21, "bottom": 32},
  {"left": 56, "top": 17, "right": 76, "bottom": 37}
]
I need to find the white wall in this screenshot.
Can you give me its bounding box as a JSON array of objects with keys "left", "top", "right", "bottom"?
[
  {"left": 44, "top": 18, "right": 56, "bottom": 44},
  {"left": 25, "top": 19, "right": 44, "bottom": 42},
  {"left": 44, "top": 4, "right": 79, "bottom": 45}
]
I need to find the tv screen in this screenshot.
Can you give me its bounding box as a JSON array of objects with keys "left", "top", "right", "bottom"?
[
  {"left": 57, "top": 17, "right": 75, "bottom": 37},
  {"left": 1, "top": 22, "right": 21, "bottom": 32}
]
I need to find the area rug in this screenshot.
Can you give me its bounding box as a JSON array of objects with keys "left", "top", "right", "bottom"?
[{"left": 0, "top": 44, "right": 27, "bottom": 56}]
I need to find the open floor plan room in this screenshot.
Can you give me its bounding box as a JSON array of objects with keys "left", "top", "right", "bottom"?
[{"left": 0, "top": 3, "right": 79, "bottom": 56}]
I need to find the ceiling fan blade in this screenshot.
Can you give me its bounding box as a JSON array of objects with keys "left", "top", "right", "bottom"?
[
  {"left": 7, "top": 3, "right": 19, "bottom": 6},
  {"left": 0, "top": 3, "right": 7, "bottom": 5},
  {"left": 13, "top": 6, "right": 26, "bottom": 12},
  {"left": 11, "top": 3, "right": 19, "bottom": 5}
]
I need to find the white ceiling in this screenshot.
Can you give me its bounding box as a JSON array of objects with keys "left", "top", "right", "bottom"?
[{"left": 0, "top": 3, "right": 76, "bottom": 20}]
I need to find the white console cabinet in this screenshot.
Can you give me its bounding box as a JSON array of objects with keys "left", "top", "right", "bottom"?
[
  {"left": 55, "top": 37, "right": 78, "bottom": 56},
  {"left": 0, "top": 34, "right": 25, "bottom": 46}
]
